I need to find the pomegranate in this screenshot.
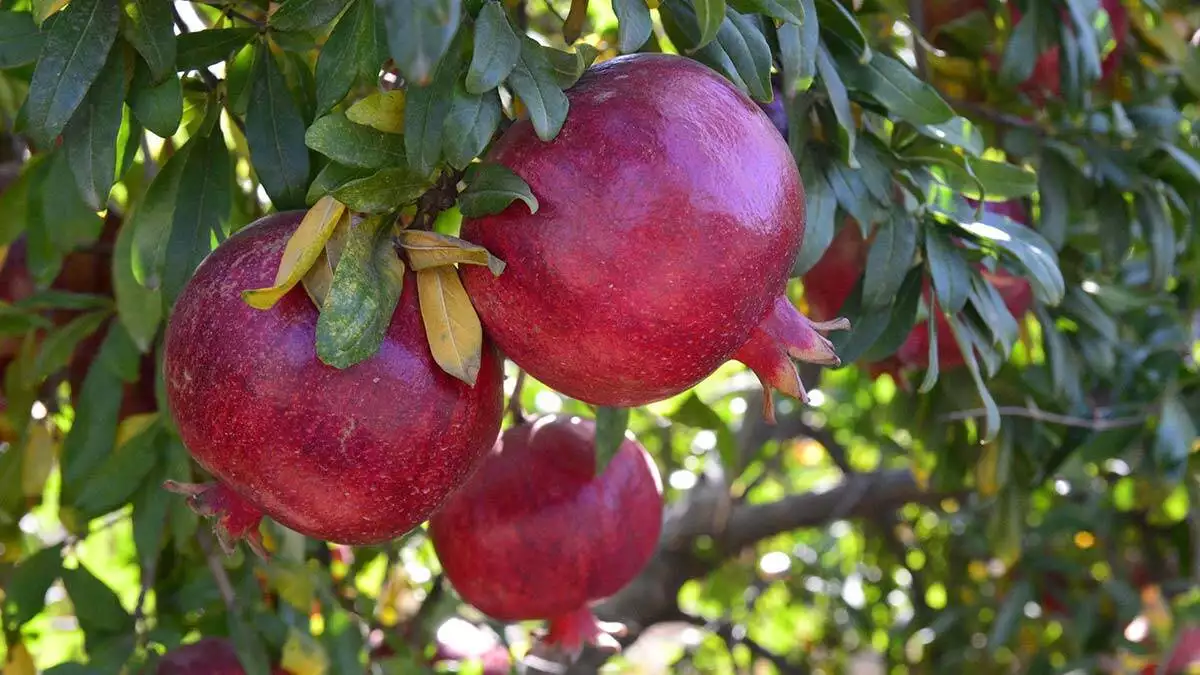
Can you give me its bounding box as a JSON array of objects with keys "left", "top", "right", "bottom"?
[
  {"left": 460, "top": 54, "right": 845, "bottom": 409},
  {"left": 162, "top": 212, "right": 503, "bottom": 552},
  {"left": 429, "top": 415, "right": 663, "bottom": 655},
  {"left": 157, "top": 637, "right": 288, "bottom": 674},
  {"left": 802, "top": 201, "right": 1034, "bottom": 376}
]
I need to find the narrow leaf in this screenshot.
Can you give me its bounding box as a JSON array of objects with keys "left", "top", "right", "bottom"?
[
  {"left": 162, "top": 129, "right": 232, "bottom": 304},
  {"left": 506, "top": 37, "right": 570, "bottom": 142},
  {"left": 399, "top": 230, "right": 505, "bottom": 274},
  {"left": 346, "top": 90, "right": 406, "bottom": 134},
  {"left": 416, "top": 265, "right": 482, "bottom": 384},
  {"left": 861, "top": 216, "right": 916, "bottom": 309},
  {"left": 0, "top": 11, "right": 45, "bottom": 69},
  {"left": 175, "top": 28, "right": 256, "bottom": 72},
  {"left": 458, "top": 162, "right": 538, "bottom": 217},
  {"left": 130, "top": 144, "right": 192, "bottom": 289},
  {"left": 837, "top": 52, "right": 953, "bottom": 125},
  {"left": 594, "top": 407, "right": 630, "bottom": 473},
  {"left": 63, "top": 45, "right": 126, "bottom": 210},
  {"left": 305, "top": 112, "right": 407, "bottom": 169},
  {"left": 692, "top": 0, "right": 725, "bottom": 50},
  {"left": 121, "top": 0, "right": 176, "bottom": 82},
  {"left": 270, "top": 0, "right": 352, "bottom": 31},
  {"left": 442, "top": 86, "right": 502, "bottom": 170},
  {"left": 113, "top": 209, "right": 162, "bottom": 351},
  {"left": 330, "top": 166, "right": 431, "bottom": 213},
  {"left": 245, "top": 45, "right": 311, "bottom": 210},
  {"left": 466, "top": 1, "right": 521, "bottom": 94},
  {"left": 128, "top": 62, "right": 183, "bottom": 138},
  {"left": 243, "top": 197, "right": 346, "bottom": 309},
  {"left": 380, "top": 0, "right": 463, "bottom": 86},
  {"left": 925, "top": 225, "right": 971, "bottom": 313},
  {"left": 612, "top": 0, "right": 652, "bottom": 54}
]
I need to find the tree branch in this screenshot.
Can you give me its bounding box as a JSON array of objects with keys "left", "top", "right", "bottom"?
[{"left": 939, "top": 405, "right": 1150, "bottom": 430}]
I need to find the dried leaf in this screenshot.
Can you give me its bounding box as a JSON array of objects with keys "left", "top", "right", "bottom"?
[
  {"left": 416, "top": 266, "right": 482, "bottom": 385},
  {"left": 398, "top": 230, "right": 505, "bottom": 275},
  {"left": 242, "top": 197, "right": 347, "bottom": 309},
  {"left": 301, "top": 214, "right": 352, "bottom": 307},
  {"left": 346, "top": 90, "right": 406, "bottom": 134},
  {"left": 21, "top": 423, "right": 58, "bottom": 498}
]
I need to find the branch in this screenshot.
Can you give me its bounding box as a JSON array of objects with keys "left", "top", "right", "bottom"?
[
  {"left": 939, "top": 405, "right": 1150, "bottom": 430},
  {"left": 197, "top": 529, "right": 238, "bottom": 613}
]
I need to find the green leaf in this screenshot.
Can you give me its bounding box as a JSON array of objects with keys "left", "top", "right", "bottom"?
[
  {"left": 466, "top": 1, "right": 520, "bottom": 93},
  {"left": 924, "top": 225, "right": 970, "bottom": 313},
  {"left": 944, "top": 203, "right": 1065, "bottom": 305},
  {"left": 822, "top": 155, "right": 878, "bottom": 227},
  {"left": 692, "top": 0, "right": 725, "bottom": 50},
  {"left": 443, "top": 86, "right": 502, "bottom": 170},
  {"left": 62, "top": 564, "right": 134, "bottom": 636},
  {"left": 815, "top": 44, "right": 856, "bottom": 167},
  {"left": 40, "top": 150, "right": 105, "bottom": 254},
  {"left": 791, "top": 157, "right": 835, "bottom": 275},
  {"left": 914, "top": 116, "right": 984, "bottom": 157},
  {"left": 814, "top": 0, "right": 867, "bottom": 60},
  {"left": 316, "top": 215, "right": 406, "bottom": 368},
  {"left": 594, "top": 406, "right": 630, "bottom": 474},
  {"left": 380, "top": 0, "right": 462, "bottom": 86},
  {"left": 1036, "top": 151, "right": 1070, "bottom": 251},
  {"left": 0, "top": 11, "right": 45, "bottom": 68},
  {"left": 72, "top": 418, "right": 162, "bottom": 519},
  {"left": 63, "top": 45, "right": 126, "bottom": 210},
  {"left": 175, "top": 27, "right": 256, "bottom": 72},
  {"left": 506, "top": 37, "right": 570, "bottom": 142},
  {"left": 306, "top": 112, "right": 408, "bottom": 169},
  {"left": 162, "top": 128, "right": 232, "bottom": 304},
  {"left": 1152, "top": 394, "right": 1195, "bottom": 483},
  {"left": 861, "top": 266, "right": 923, "bottom": 362},
  {"left": 1136, "top": 186, "right": 1174, "bottom": 290},
  {"left": 2, "top": 544, "right": 64, "bottom": 630},
  {"left": 246, "top": 45, "right": 311, "bottom": 210},
  {"left": 129, "top": 61, "right": 183, "bottom": 138},
  {"left": 458, "top": 162, "right": 538, "bottom": 217},
  {"left": 970, "top": 273, "right": 1019, "bottom": 355},
  {"left": 544, "top": 43, "right": 599, "bottom": 90},
  {"left": 33, "top": 310, "right": 110, "bottom": 383},
  {"left": 946, "top": 313, "right": 1000, "bottom": 441},
  {"left": 270, "top": 0, "right": 352, "bottom": 31},
  {"left": 130, "top": 144, "right": 192, "bottom": 290},
  {"left": 1062, "top": 0, "right": 1101, "bottom": 83},
  {"left": 861, "top": 216, "right": 916, "bottom": 309},
  {"left": 228, "top": 613, "right": 272, "bottom": 675},
  {"left": 669, "top": 393, "right": 738, "bottom": 471},
  {"left": 120, "top": 0, "right": 175, "bottom": 82},
  {"left": 331, "top": 166, "right": 432, "bottom": 213},
  {"left": 115, "top": 107, "right": 141, "bottom": 181},
  {"left": 1095, "top": 188, "right": 1130, "bottom": 268},
  {"left": 315, "top": 0, "right": 386, "bottom": 114},
  {"left": 404, "top": 34, "right": 466, "bottom": 176},
  {"left": 836, "top": 52, "right": 953, "bottom": 126},
  {"left": 738, "top": 0, "right": 804, "bottom": 26},
  {"left": 612, "top": 0, "right": 652, "bottom": 54},
  {"left": 967, "top": 157, "right": 1037, "bottom": 199},
  {"left": 23, "top": 0, "right": 120, "bottom": 148},
  {"left": 114, "top": 200, "right": 162, "bottom": 351},
  {"left": 713, "top": 10, "right": 772, "bottom": 101},
  {"left": 998, "top": 10, "right": 1039, "bottom": 87},
  {"left": 916, "top": 310, "right": 940, "bottom": 393},
  {"left": 306, "top": 161, "right": 373, "bottom": 205},
  {"left": 775, "top": 2, "right": 817, "bottom": 96},
  {"left": 131, "top": 457, "right": 171, "bottom": 569},
  {"left": 829, "top": 278, "right": 890, "bottom": 363},
  {"left": 989, "top": 578, "right": 1033, "bottom": 649}
]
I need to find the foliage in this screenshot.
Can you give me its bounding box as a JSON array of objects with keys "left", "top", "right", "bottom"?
[{"left": 0, "top": 0, "right": 1197, "bottom": 673}]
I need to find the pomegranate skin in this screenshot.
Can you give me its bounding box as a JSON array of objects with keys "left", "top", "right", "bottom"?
[
  {"left": 164, "top": 212, "right": 503, "bottom": 546},
  {"left": 430, "top": 416, "right": 663, "bottom": 651},
  {"left": 156, "top": 638, "right": 289, "bottom": 675},
  {"left": 460, "top": 54, "right": 813, "bottom": 406}
]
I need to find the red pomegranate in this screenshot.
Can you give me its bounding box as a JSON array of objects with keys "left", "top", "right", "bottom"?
[
  {"left": 802, "top": 200, "right": 1034, "bottom": 376},
  {"left": 162, "top": 212, "right": 504, "bottom": 552},
  {"left": 157, "top": 638, "right": 288, "bottom": 674},
  {"left": 429, "top": 415, "right": 663, "bottom": 655},
  {"left": 460, "top": 54, "right": 845, "bottom": 409}
]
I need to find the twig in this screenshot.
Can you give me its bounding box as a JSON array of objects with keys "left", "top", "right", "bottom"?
[
  {"left": 907, "top": 0, "right": 929, "bottom": 81},
  {"left": 411, "top": 169, "right": 467, "bottom": 231},
  {"left": 939, "top": 405, "right": 1149, "bottom": 430},
  {"left": 221, "top": 6, "right": 265, "bottom": 28},
  {"left": 507, "top": 368, "right": 528, "bottom": 424},
  {"left": 197, "top": 529, "right": 238, "bottom": 613}
]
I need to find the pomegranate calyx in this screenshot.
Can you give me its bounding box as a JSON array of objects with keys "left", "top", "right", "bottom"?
[
  {"left": 163, "top": 480, "right": 268, "bottom": 559},
  {"left": 532, "top": 606, "right": 623, "bottom": 662}
]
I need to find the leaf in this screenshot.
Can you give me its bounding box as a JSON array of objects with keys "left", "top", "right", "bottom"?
[
  {"left": 815, "top": 44, "right": 856, "bottom": 167},
  {"left": 21, "top": 423, "right": 57, "bottom": 498},
  {"left": 1152, "top": 394, "right": 1195, "bottom": 483},
  {"left": 713, "top": 10, "right": 772, "bottom": 101},
  {"left": 2, "top": 544, "right": 63, "bottom": 630},
  {"left": 121, "top": 0, "right": 175, "bottom": 82},
  {"left": 128, "top": 60, "right": 183, "bottom": 138},
  {"left": 306, "top": 161, "right": 373, "bottom": 205},
  {"left": 967, "top": 157, "right": 1038, "bottom": 199},
  {"left": 861, "top": 266, "right": 923, "bottom": 362},
  {"left": 443, "top": 86, "right": 502, "bottom": 170},
  {"left": 270, "top": 0, "right": 352, "bottom": 31},
  {"left": 0, "top": 11, "right": 45, "bottom": 69},
  {"left": 594, "top": 407, "right": 631, "bottom": 473},
  {"left": 306, "top": 112, "right": 408, "bottom": 169},
  {"left": 692, "top": 0, "right": 725, "bottom": 50},
  {"left": 792, "top": 158, "right": 835, "bottom": 275},
  {"left": 175, "top": 28, "right": 256, "bottom": 72},
  {"left": 23, "top": 0, "right": 120, "bottom": 148},
  {"left": 612, "top": 0, "right": 652, "bottom": 54},
  {"left": 814, "top": 0, "right": 867, "bottom": 60},
  {"left": 62, "top": 564, "right": 134, "bottom": 636},
  {"left": 458, "top": 162, "right": 538, "bottom": 217},
  {"left": 33, "top": 0, "right": 70, "bottom": 23},
  {"left": 58, "top": 323, "right": 128, "bottom": 501},
  {"left": 915, "top": 116, "right": 984, "bottom": 157},
  {"left": 379, "top": 0, "right": 463, "bottom": 86},
  {"left": 331, "top": 166, "right": 432, "bottom": 213},
  {"left": 130, "top": 144, "right": 192, "bottom": 289},
  {"left": 970, "top": 273, "right": 1019, "bottom": 355},
  {"left": 243, "top": 197, "right": 346, "bottom": 309},
  {"left": 1062, "top": 0, "right": 1101, "bottom": 83},
  {"left": 398, "top": 230, "right": 505, "bottom": 274},
  {"left": 544, "top": 43, "right": 599, "bottom": 90},
  {"left": 828, "top": 279, "right": 890, "bottom": 363},
  {"left": 114, "top": 208, "right": 162, "bottom": 351},
  {"left": 836, "top": 52, "right": 953, "bottom": 125},
  {"left": 315, "top": 0, "right": 385, "bottom": 115},
  {"left": 506, "top": 37, "right": 570, "bottom": 142},
  {"left": 316, "top": 216, "right": 406, "bottom": 369},
  {"left": 945, "top": 313, "right": 1000, "bottom": 442},
  {"left": 131, "top": 457, "right": 171, "bottom": 569},
  {"left": 347, "top": 90, "right": 406, "bottom": 134},
  {"left": 162, "top": 128, "right": 232, "bottom": 305},
  {"left": 989, "top": 578, "right": 1033, "bottom": 650},
  {"left": 39, "top": 150, "right": 104, "bottom": 255},
  {"left": 861, "top": 216, "right": 916, "bottom": 309},
  {"left": 404, "top": 35, "right": 466, "bottom": 176},
  {"left": 466, "top": 1, "right": 521, "bottom": 93},
  {"left": 33, "top": 310, "right": 110, "bottom": 382},
  {"left": 1136, "top": 187, "right": 1174, "bottom": 290},
  {"left": 775, "top": 4, "right": 817, "bottom": 96},
  {"left": 245, "top": 45, "right": 311, "bottom": 210},
  {"left": 924, "top": 225, "right": 970, "bottom": 313},
  {"left": 998, "top": 9, "right": 1039, "bottom": 87},
  {"left": 916, "top": 310, "right": 939, "bottom": 393},
  {"left": 71, "top": 420, "right": 161, "bottom": 518},
  {"left": 62, "top": 45, "right": 126, "bottom": 210},
  {"left": 416, "top": 266, "right": 482, "bottom": 384}
]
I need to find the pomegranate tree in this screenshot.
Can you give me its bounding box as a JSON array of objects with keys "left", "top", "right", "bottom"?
[
  {"left": 429, "top": 415, "right": 663, "bottom": 655},
  {"left": 460, "top": 54, "right": 845, "bottom": 409},
  {"left": 163, "top": 212, "right": 503, "bottom": 552},
  {"left": 156, "top": 638, "right": 288, "bottom": 674}
]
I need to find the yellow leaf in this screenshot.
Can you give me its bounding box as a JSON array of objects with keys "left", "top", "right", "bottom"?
[
  {"left": 0, "top": 245, "right": 9, "bottom": 272},
  {"left": 301, "top": 212, "right": 352, "bottom": 308},
  {"left": 3, "top": 642, "right": 35, "bottom": 675},
  {"left": 281, "top": 627, "right": 329, "bottom": 675},
  {"left": 33, "top": 0, "right": 69, "bottom": 24},
  {"left": 21, "top": 422, "right": 58, "bottom": 498},
  {"left": 346, "top": 91, "right": 407, "bottom": 134},
  {"left": 242, "top": 197, "right": 346, "bottom": 309},
  {"left": 398, "top": 230, "right": 506, "bottom": 275},
  {"left": 417, "top": 267, "right": 482, "bottom": 386},
  {"left": 115, "top": 412, "right": 158, "bottom": 448}
]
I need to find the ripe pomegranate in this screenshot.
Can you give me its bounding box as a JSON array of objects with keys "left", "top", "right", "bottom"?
[
  {"left": 802, "top": 200, "right": 1034, "bottom": 376},
  {"left": 429, "top": 415, "right": 663, "bottom": 655},
  {"left": 460, "top": 54, "right": 845, "bottom": 409},
  {"left": 157, "top": 637, "right": 288, "bottom": 674},
  {"left": 163, "top": 211, "right": 503, "bottom": 552}
]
